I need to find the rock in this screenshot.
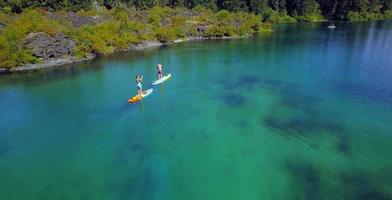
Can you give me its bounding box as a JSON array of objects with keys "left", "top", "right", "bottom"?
[
  {"left": 46, "top": 11, "right": 110, "bottom": 28},
  {"left": 197, "top": 26, "right": 208, "bottom": 34},
  {"left": 0, "top": 23, "right": 5, "bottom": 32},
  {"left": 23, "top": 32, "right": 75, "bottom": 60},
  {"left": 0, "top": 67, "right": 9, "bottom": 73},
  {"left": 67, "top": 12, "right": 99, "bottom": 28}
]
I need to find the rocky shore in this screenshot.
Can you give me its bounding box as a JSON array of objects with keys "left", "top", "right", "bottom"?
[{"left": 0, "top": 35, "right": 250, "bottom": 74}]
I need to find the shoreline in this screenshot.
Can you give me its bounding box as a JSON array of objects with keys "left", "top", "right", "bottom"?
[{"left": 0, "top": 35, "right": 250, "bottom": 74}]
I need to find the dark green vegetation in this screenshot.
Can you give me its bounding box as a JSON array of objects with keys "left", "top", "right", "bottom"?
[{"left": 2, "top": 0, "right": 392, "bottom": 21}]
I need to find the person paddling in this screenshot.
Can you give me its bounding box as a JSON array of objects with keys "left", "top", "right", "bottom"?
[
  {"left": 157, "top": 64, "right": 163, "bottom": 79},
  {"left": 136, "top": 75, "right": 143, "bottom": 95}
]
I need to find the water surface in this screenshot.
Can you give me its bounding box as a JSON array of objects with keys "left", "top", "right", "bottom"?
[{"left": 1, "top": 21, "right": 392, "bottom": 199}]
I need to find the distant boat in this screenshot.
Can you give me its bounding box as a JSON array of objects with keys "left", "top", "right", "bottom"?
[{"left": 327, "top": 24, "right": 336, "bottom": 29}]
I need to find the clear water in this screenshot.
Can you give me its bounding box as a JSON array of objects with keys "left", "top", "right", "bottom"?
[{"left": 1, "top": 21, "right": 392, "bottom": 200}]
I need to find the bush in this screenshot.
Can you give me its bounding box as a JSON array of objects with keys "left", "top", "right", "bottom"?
[
  {"left": 154, "top": 26, "right": 177, "bottom": 42},
  {"left": 73, "top": 21, "right": 138, "bottom": 55},
  {"left": 12, "top": 9, "right": 62, "bottom": 35},
  {"left": 346, "top": 11, "right": 392, "bottom": 21},
  {"left": 0, "top": 7, "right": 270, "bottom": 68},
  {"left": 0, "top": 12, "right": 7, "bottom": 24},
  {"left": 347, "top": 11, "right": 363, "bottom": 21},
  {"left": 0, "top": 9, "right": 62, "bottom": 68},
  {"left": 295, "top": 13, "right": 324, "bottom": 22},
  {"left": 235, "top": 13, "right": 261, "bottom": 35},
  {"left": 385, "top": 10, "right": 392, "bottom": 19},
  {"left": 149, "top": 6, "right": 172, "bottom": 25}
]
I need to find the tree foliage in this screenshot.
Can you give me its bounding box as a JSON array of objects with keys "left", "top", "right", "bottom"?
[{"left": 1, "top": 0, "right": 391, "bottom": 20}]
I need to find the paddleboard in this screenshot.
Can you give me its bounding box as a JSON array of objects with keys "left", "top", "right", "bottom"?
[
  {"left": 152, "top": 74, "right": 172, "bottom": 85},
  {"left": 128, "top": 89, "right": 153, "bottom": 103}
]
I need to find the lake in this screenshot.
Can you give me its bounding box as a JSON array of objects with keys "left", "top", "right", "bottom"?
[{"left": 0, "top": 21, "right": 392, "bottom": 199}]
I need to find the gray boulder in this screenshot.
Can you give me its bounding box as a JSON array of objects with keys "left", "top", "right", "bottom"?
[
  {"left": 197, "top": 26, "right": 208, "bottom": 34},
  {"left": 46, "top": 11, "right": 109, "bottom": 28},
  {"left": 24, "top": 32, "right": 76, "bottom": 60}
]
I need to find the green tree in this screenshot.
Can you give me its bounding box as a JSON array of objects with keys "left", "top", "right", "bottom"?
[
  {"left": 268, "top": 0, "right": 286, "bottom": 12},
  {"left": 217, "top": 0, "right": 248, "bottom": 12},
  {"left": 247, "top": 0, "right": 268, "bottom": 14}
]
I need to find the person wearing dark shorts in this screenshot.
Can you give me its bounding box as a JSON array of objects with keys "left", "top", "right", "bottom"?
[{"left": 157, "top": 64, "right": 163, "bottom": 79}]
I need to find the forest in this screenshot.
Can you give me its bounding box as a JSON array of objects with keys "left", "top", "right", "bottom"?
[{"left": 1, "top": 0, "right": 392, "bottom": 20}]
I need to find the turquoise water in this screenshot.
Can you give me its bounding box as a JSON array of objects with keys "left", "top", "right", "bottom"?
[{"left": 1, "top": 21, "right": 392, "bottom": 199}]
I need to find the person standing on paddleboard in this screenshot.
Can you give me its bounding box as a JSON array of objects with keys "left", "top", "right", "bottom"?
[
  {"left": 157, "top": 64, "right": 163, "bottom": 79},
  {"left": 136, "top": 75, "right": 143, "bottom": 95}
]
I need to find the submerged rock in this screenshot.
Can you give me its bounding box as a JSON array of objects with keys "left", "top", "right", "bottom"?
[
  {"left": 285, "top": 161, "right": 320, "bottom": 199},
  {"left": 221, "top": 93, "right": 246, "bottom": 107},
  {"left": 23, "top": 32, "right": 75, "bottom": 60},
  {"left": 340, "top": 171, "right": 390, "bottom": 199}
]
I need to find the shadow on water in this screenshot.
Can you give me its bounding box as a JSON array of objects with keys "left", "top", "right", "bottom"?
[
  {"left": 263, "top": 110, "right": 351, "bottom": 155},
  {"left": 116, "top": 133, "right": 147, "bottom": 164},
  {"left": 263, "top": 116, "right": 343, "bottom": 134},
  {"left": 279, "top": 85, "right": 321, "bottom": 116},
  {"left": 0, "top": 142, "right": 12, "bottom": 159},
  {"left": 220, "top": 92, "right": 247, "bottom": 107},
  {"left": 262, "top": 83, "right": 343, "bottom": 134},
  {"left": 337, "top": 133, "right": 350, "bottom": 155},
  {"left": 215, "top": 74, "right": 263, "bottom": 91},
  {"left": 215, "top": 74, "right": 265, "bottom": 107},
  {"left": 215, "top": 73, "right": 354, "bottom": 155},
  {"left": 261, "top": 83, "right": 354, "bottom": 155},
  {"left": 110, "top": 156, "right": 169, "bottom": 200},
  {"left": 340, "top": 170, "right": 391, "bottom": 200},
  {"left": 285, "top": 160, "right": 320, "bottom": 200},
  {"left": 139, "top": 156, "right": 169, "bottom": 200},
  {"left": 285, "top": 160, "right": 391, "bottom": 200}
]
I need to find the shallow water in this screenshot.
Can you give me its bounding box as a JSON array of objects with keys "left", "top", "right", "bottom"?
[{"left": 1, "top": 21, "right": 392, "bottom": 200}]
